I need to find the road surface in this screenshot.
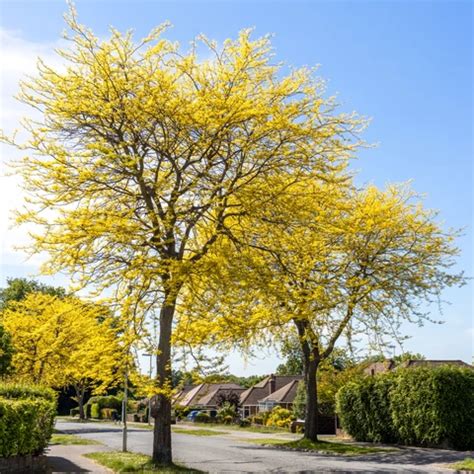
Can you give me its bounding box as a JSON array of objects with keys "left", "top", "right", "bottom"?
[{"left": 55, "top": 420, "right": 470, "bottom": 473}]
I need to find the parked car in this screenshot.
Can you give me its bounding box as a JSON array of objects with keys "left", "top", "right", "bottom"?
[
  {"left": 186, "top": 410, "right": 201, "bottom": 421},
  {"left": 185, "top": 409, "right": 217, "bottom": 422}
]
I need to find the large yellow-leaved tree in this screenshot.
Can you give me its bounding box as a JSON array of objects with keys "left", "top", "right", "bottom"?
[
  {"left": 175, "top": 178, "right": 465, "bottom": 441},
  {"left": 1, "top": 6, "right": 365, "bottom": 463},
  {"left": 1, "top": 293, "right": 123, "bottom": 419}
]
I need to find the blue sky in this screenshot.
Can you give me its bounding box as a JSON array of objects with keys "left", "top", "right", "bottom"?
[{"left": 0, "top": 1, "right": 472, "bottom": 374}]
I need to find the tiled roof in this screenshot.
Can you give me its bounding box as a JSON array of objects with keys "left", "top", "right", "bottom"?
[
  {"left": 400, "top": 359, "right": 473, "bottom": 369},
  {"left": 240, "top": 375, "right": 303, "bottom": 406},
  {"left": 258, "top": 379, "right": 301, "bottom": 404},
  {"left": 176, "top": 383, "right": 244, "bottom": 407},
  {"left": 197, "top": 387, "right": 246, "bottom": 407}
]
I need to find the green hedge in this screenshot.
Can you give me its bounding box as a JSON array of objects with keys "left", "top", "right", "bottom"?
[
  {"left": 90, "top": 403, "right": 101, "bottom": 419},
  {"left": 336, "top": 366, "right": 474, "bottom": 450},
  {"left": 0, "top": 386, "right": 56, "bottom": 457},
  {"left": 0, "top": 382, "right": 56, "bottom": 402},
  {"left": 335, "top": 374, "right": 398, "bottom": 443}
]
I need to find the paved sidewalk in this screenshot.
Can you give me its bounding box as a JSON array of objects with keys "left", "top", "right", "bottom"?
[{"left": 46, "top": 444, "right": 113, "bottom": 473}]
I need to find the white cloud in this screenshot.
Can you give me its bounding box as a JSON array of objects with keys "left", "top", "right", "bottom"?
[{"left": 0, "top": 28, "right": 65, "bottom": 273}]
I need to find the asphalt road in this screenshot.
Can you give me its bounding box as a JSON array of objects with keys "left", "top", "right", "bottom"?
[{"left": 55, "top": 420, "right": 470, "bottom": 473}]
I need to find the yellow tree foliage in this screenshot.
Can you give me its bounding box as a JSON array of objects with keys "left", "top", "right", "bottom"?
[
  {"left": 2, "top": 5, "right": 366, "bottom": 463},
  {"left": 1, "top": 293, "right": 123, "bottom": 418},
  {"left": 175, "top": 178, "right": 465, "bottom": 441}
]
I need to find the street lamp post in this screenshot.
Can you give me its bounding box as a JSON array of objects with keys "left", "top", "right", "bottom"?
[
  {"left": 122, "top": 368, "right": 128, "bottom": 452},
  {"left": 143, "top": 353, "right": 153, "bottom": 425}
]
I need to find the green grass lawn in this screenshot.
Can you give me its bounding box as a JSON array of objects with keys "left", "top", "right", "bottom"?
[
  {"left": 85, "top": 451, "right": 200, "bottom": 473},
  {"left": 449, "top": 457, "right": 474, "bottom": 472},
  {"left": 241, "top": 437, "right": 396, "bottom": 456},
  {"left": 178, "top": 421, "right": 289, "bottom": 434},
  {"left": 172, "top": 428, "right": 228, "bottom": 436},
  {"left": 50, "top": 433, "right": 102, "bottom": 445}
]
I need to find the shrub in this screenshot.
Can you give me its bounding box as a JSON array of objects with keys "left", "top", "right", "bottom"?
[
  {"left": 100, "top": 408, "right": 118, "bottom": 420},
  {"left": 250, "top": 414, "right": 264, "bottom": 425},
  {"left": 390, "top": 367, "right": 474, "bottom": 450},
  {"left": 336, "top": 374, "right": 398, "bottom": 443},
  {"left": 174, "top": 404, "right": 190, "bottom": 420},
  {"left": 239, "top": 418, "right": 251, "bottom": 427},
  {"left": 266, "top": 406, "right": 295, "bottom": 429},
  {"left": 86, "top": 395, "right": 122, "bottom": 418},
  {"left": 0, "top": 385, "right": 56, "bottom": 457},
  {"left": 70, "top": 407, "right": 80, "bottom": 417},
  {"left": 0, "top": 382, "right": 56, "bottom": 402},
  {"left": 90, "top": 403, "right": 101, "bottom": 419},
  {"left": 217, "top": 401, "right": 237, "bottom": 423},
  {"left": 336, "top": 366, "right": 474, "bottom": 450},
  {"left": 194, "top": 412, "right": 210, "bottom": 423}
]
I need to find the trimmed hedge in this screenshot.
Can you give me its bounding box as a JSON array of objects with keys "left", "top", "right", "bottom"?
[
  {"left": 335, "top": 374, "right": 398, "bottom": 443},
  {"left": 90, "top": 403, "right": 101, "bottom": 419},
  {"left": 336, "top": 366, "right": 474, "bottom": 450},
  {"left": 0, "top": 383, "right": 56, "bottom": 402},
  {"left": 86, "top": 395, "right": 122, "bottom": 419},
  {"left": 0, "top": 383, "right": 56, "bottom": 457}
]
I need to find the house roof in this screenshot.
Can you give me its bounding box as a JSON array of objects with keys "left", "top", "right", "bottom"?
[
  {"left": 258, "top": 379, "right": 301, "bottom": 404},
  {"left": 240, "top": 375, "right": 303, "bottom": 406},
  {"left": 364, "top": 358, "right": 473, "bottom": 376},
  {"left": 399, "top": 359, "right": 473, "bottom": 369},
  {"left": 176, "top": 383, "right": 244, "bottom": 407},
  {"left": 197, "top": 386, "right": 246, "bottom": 407}
]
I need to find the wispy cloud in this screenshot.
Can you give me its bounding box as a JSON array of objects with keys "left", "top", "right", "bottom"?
[{"left": 0, "top": 28, "right": 65, "bottom": 272}]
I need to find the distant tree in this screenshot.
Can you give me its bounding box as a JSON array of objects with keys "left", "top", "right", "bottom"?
[
  {"left": 393, "top": 352, "right": 425, "bottom": 366},
  {"left": 0, "top": 277, "right": 65, "bottom": 310},
  {"left": 0, "top": 324, "right": 14, "bottom": 376},
  {"left": 215, "top": 391, "right": 241, "bottom": 410},
  {"left": 276, "top": 336, "right": 304, "bottom": 376},
  {"left": 292, "top": 381, "right": 306, "bottom": 419}
]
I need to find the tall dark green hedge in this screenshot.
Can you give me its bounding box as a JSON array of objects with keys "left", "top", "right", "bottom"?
[
  {"left": 0, "top": 383, "right": 56, "bottom": 457},
  {"left": 336, "top": 366, "right": 474, "bottom": 450},
  {"left": 336, "top": 373, "right": 399, "bottom": 443}
]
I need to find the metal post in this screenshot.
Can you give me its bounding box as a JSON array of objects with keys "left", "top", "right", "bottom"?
[
  {"left": 148, "top": 355, "right": 152, "bottom": 425},
  {"left": 122, "top": 369, "right": 128, "bottom": 452}
]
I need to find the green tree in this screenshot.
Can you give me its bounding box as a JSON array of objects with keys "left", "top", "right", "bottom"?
[
  {"left": 0, "top": 278, "right": 65, "bottom": 310},
  {"left": 0, "top": 324, "right": 14, "bottom": 376}
]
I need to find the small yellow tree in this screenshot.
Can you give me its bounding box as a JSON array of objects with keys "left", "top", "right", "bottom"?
[
  {"left": 1, "top": 293, "right": 123, "bottom": 419},
  {"left": 175, "top": 179, "right": 465, "bottom": 441}
]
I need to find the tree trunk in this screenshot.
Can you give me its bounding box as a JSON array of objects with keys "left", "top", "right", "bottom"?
[
  {"left": 303, "top": 356, "right": 320, "bottom": 442},
  {"left": 78, "top": 389, "right": 85, "bottom": 420},
  {"left": 152, "top": 301, "right": 175, "bottom": 465},
  {"left": 74, "top": 384, "right": 86, "bottom": 420},
  {"left": 293, "top": 318, "right": 321, "bottom": 442}
]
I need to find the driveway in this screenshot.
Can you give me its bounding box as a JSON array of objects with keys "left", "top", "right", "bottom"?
[{"left": 55, "top": 420, "right": 470, "bottom": 473}]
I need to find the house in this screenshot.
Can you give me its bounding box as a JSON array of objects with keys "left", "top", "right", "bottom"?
[
  {"left": 258, "top": 378, "right": 301, "bottom": 412},
  {"left": 364, "top": 359, "right": 472, "bottom": 376},
  {"left": 240, "top": 374, "right": 303, "bottom": 417},
  {"left": 174, "top": 383, "right": 245, "bottom": 410}
]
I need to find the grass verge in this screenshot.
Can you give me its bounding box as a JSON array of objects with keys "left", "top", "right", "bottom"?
[
  {"left": 178, "top": 422, "right": 288, "bottom": 434},
  {"left": 85, "top": 451, "right": 200, "bottom": 473},
  {"left": 449, "top": 458, "right": 474, "bottom": 471},
  {"left": 50, "top": 433, "right": 101, "bottom": 445},
  {"left": 172, "top": 428, "right": 228, "bottom": 436},
  {"left": 243, "top": 437, "right": 396, "bottom": 456}
]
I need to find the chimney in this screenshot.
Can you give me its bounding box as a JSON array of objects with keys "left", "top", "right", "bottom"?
[{"left": 268, "top": 374, "right": 276, "bottom": 395}]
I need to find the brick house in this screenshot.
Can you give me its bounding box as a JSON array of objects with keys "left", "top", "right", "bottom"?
[
  {"left": 174, "top": 383, "right": 245, "bottom": 410},
  {"left": 240, "top": 374, "right": 303, "bottom": 418}
]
